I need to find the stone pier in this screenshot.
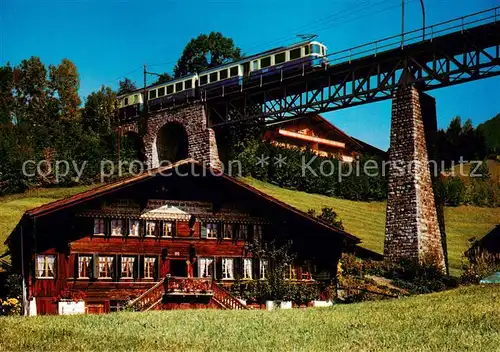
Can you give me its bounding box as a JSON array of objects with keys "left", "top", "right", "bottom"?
[{"left": 384, "top": 86, "right": 447, "bottom": 272}]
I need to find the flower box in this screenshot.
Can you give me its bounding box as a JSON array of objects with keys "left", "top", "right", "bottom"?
[{"left": 313, "top": 300, "right": 333, "bottom": 308}]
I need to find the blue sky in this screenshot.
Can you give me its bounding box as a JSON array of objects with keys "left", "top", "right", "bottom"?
[{"left": 1, "top": 0, "right": 499, "bottom": 150}]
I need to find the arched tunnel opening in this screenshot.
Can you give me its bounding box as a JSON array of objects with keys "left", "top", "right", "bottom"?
[{"left": 156, "top": 122, "right": 189, "bottom": 163}]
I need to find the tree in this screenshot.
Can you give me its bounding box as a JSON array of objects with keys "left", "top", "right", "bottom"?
[
  {"left": 117, "top": 78, "right": 137, "bottom": 96},
  {"left": 0, "top": 64, "right": 14, "bottom": 125},
  {"left": 49, "top": 59, "right": 81, "bottom": 121},
  {"left": 82, "top": 86, "right": 117, "bottom": 135},
  {"left": 173, "top": 32, "right": 242, "bottom": 77},
  {"left": 152, "top": 72, "right": 173, "bottom": 85}
]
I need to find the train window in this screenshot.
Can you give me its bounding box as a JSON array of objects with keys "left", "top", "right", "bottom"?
[
  {"left": 158, "top": 87, "right": 165, "bottom": 97},
  {"left": 185, "top": 79, "right": 192, "bottom": 89},
  {"left": 209, "top": 72, "right": 218, "bottom": 83},
  {"left": 124, "top": 97, "right": 128, "bottom": 106},
  {"left": 175, "top": 82, "right": 183, "bottom": 92},
  {"left": 304, "top": 45, "right": 310, "bottom": 55},
  {"left": 200, "top": 75, "right": 208, "bottom": 85},
  {"left": 149, "top": 90, "right": 157, "bottom": 99},
  {"left": 252, "top": 60, "right": 259, "bottom": 71},
  {"left": 260, "top": 57, "right": 271, "bottom": 68},
  {"left": 167, "top": 85, "right": 174, "bottom": 94},
  {"left": 133, "top": 95, "right": 138, "bottom": 104},
  {"left": 275, "top": 53, "right": 286, "bottom": 64},
  {"left": 230, "top": 66, "right": 239, "bottom": 77},
  {"left": 311, "top": 44, "right": 321, "bottom": 54},
  {"left": 290, "top": 48, "right": 301, "bottom": 60},
  {"left": 219, "top": 69, "right": 228, "bottom": 80}
]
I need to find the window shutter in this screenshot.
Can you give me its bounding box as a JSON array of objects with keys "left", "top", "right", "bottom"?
[
  {"left": 215, "top": 257, "right": 222, "bottom": 280},
  {"left": 123, "top": 219, "right": 129, "bottom": 237},
  {"left": 92, "top": 254, "right": 98, "bottom": 279},
  {"left": 74, "top": 254, "right": 79, "bottom": 279},
  {"left": 154, "top": 222, "right": 160, "bottom": 238},
  {"left": 134, "top": 256, "right": 139, "bottom": 280},
  {"left": 154, "top": 256, "right": 160, "bottom": 280},
  {"left": 141, "top": 221, "right": 146, "bottom": 238},
  {"left": 105, "top": 220, "right": 110, "bottom": 237},
  {"left": 253, "top": 258, "right": 260, "bottom": 280},
  {"left": 234, "top": 258, "right": 242, "bottom": 279},
  {"left": 200, "top": 223, "right": 207, "bottom": 239},
  {"left": 115, "top": 255, "right": 121, "bottom": 281}
]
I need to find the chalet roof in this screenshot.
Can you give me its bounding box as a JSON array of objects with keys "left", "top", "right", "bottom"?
[
  {"left": 6, "top": 158, "right": 360, "bottom": 245},
  {"left": 465, "top": 224, "right": 500, "bottom": 256}
]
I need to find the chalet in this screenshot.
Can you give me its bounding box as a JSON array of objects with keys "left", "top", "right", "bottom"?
[
  {"left": 263, "top": 114, "right": 385, "bottom": 161},
  {"left": 6, "top": 159, "right": 361, "bottom": 315},
  {"left": 465, "top": 225, "right": 500, "bottom": 260}
]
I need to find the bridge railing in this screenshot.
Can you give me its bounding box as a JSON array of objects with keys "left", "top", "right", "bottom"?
[{"left": 327, "top": 6, "right": 499, "bottom": 66}]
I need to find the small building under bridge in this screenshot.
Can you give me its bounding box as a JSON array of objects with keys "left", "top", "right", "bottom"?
[{"left": 6, "top": 159, "right": 364, "bottom": 315}]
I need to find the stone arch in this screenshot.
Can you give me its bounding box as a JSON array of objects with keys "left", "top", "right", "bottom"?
[{"left": 154, "top": 122, "right": 189, "bottom": 164}]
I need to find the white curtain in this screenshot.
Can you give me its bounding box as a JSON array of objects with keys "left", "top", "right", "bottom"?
[
  {"left": 244, "top": 259, "right": 252, "bottom": 279},
  {"left": 36, "top": 256, "right": 45, "bottom": 277},
  {"left": 223, "top": 258, "right": 234, "bottom": 279},
  {"left": 47, "top": 256, "right": 55, "bottom": 277},
  {"left": 199, "top": 258, "right": 213, "bottom": 278}
]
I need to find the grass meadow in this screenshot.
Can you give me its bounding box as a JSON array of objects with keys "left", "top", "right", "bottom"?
[{"left": 0, "top": 285, "right": 499, "bottom": 351}]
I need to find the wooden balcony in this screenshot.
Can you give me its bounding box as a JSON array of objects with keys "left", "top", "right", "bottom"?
[{"left": 163, "top": 276, "right": 213, "bottom": 296}]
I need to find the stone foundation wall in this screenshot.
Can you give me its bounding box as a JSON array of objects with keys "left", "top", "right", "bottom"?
[{"left": 384, "top": 86, "right": 446, "bottom": 272}]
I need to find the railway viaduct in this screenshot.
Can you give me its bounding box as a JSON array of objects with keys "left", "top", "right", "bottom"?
[{"left": 117, "top": 7, "right": 500, "bottom": 274}]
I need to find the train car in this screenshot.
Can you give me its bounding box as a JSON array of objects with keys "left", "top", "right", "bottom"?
[
  {"left": 118, "top": 91, "right": 143, "bottom": 120},
  {"left": 198, "top": 63, "right": 244, "bottom": 99},
  {"left": 148, "top": 73, "right": 198, "bottom": 111},
  {"left": 247, "top": 41, "right": 327, "bottom": 82}
]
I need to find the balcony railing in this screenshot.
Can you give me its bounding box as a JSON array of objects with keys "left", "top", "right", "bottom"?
[{"left": 163, "top": 276, "right": 213, "bottom": 295}]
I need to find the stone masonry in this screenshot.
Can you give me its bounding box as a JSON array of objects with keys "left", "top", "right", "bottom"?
[
  {"left": 384, "top": 86, "right": 447, "bottom": 272},
  {"left": 121, "top": 103, "right": 221, "bottom": 170}
]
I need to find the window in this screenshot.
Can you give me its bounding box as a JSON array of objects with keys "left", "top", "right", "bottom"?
[
  {"left": 167, "top": 85, "right": 174, "bottom": 94},
  {"left": 121, "top": 256, "right": 135, "bottom": 279},
  {"left": 185, "top": 79, "right": 192, "bottom": 89},
  {"left": 230, "top": 66, "right": 239, "bottom": 77},
  {"left": 163, "top": 221, "right": 174, "bottom": 237},
  {"left": 290, "top": 48, "right": 301, "bottom": 60},
  {"left": 223, "top": 223, "right": 233, "bottom": 239},
  {"left": 243, "top": 258, "right": 252, "bottom": 279},
  {"left": 149, "top": 90, "right": 157, "bottom": 99},
  {"left": 175, "top": 82, "right": 183, "bottom": 92},
  {"left": 209, "top": 72, "right": 218, "bottom": 83},
  {"left": 219, "top": 69, "right": 228, "bottom": 80},
  {"left": 260, "top": 259, "right": 268, "bottom": 280},
  {"left": 198, "top": 257, "right": 214, "bottom": 278},
  {"left": 286, "top": 265, "right": 297, "bottom": 280},
  {"left": 98, "top": 256, "right": 114, "bottom": 279},
  {"left": 311, "top": 44, "right": 321, "bottom": 54},
  {"left": 133, "top": 94, "right": 139, "bottom": 104},
  {"left": 124, "top": 97, "right": 129, "bottom": 106},
  {"left": 254, "top": 224, "right": 263, "bottom": 241},
  {"left": 200, "top": 75, "right": 208, "bottom": 85},
  {"left": 111, "top": 220, "right": 123, "bottom": 236},
  {"left": 251, "top": 60, "right": 259, "bottom": 71},
  {"left": 206, "top": 223, "right": 218, "bottom": 239},
  {"left": 158, "top": 87, "right": 165, "bottom": 97},
  {"left": 222, "top": 258, "right": 234, "bottom": 279},
  {"left": 146, "top": 221, "right": 158, "bottom": 237},
  {"left": 36, "top": 255, "right": 56, "bottom": 279},
  {"left": 78, "top": 255, "right": 92, "bottom": 279},
  {"left": 129, "top": 220, "right": 140, "bottom": 237},
  {"left": 304, "top": 45, "right": 310, "bottom": 55},
  {"left": 260, "top": 57, "right": 271, "bottom": 68},
  {"left": 240, "top": 224, "right": 249, "bottom": 240},
  {"left": 144, "top": 257, "right": 156, "bottom": 279},
  {"left": 275, "top": 52, "right": 286, "bottom": 64},
  {"left": 94, "top": 219, "right": 105, "bottom": 235}
]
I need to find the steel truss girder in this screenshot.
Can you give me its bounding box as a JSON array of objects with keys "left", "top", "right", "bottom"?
[{"left": 208, "top": 22, "right": 500, "bottom": 127}]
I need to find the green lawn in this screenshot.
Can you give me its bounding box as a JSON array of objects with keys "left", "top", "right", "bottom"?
[
  {"left": 243, "top": 178, "right": 500, "bottom": 276},
  {"left": 1, "top": 180, "right": 499, "bottom": 276},
  {"left": 0, "top": 285, "right": 499, "bottom": 351},
  {"left": 0, "top": 186, "right": 95, "bottom": 256}
]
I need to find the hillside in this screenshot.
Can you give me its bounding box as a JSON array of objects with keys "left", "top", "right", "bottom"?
[
  {"left": 477, "top": 113, "right": 500, "bottom": 154},
  {"left": 1, "top": 181, "right": 499, "bottom": 276},
  {"left": 0, "top": 285, "right": 499, "bottom": 351},
  {"left": 242, "top": 178, "right": 500, "bottom": 276},
  {"left": 447, "top": 159, "right": 500, "bottom": 181}
]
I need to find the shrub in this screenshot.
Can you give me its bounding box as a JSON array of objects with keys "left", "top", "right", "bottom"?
[
  {"left": 461, "top": 252, "right": 500, "bottom": 284},
  {"left": 0, "top": 298, "right": 21, "bottom": 316}
]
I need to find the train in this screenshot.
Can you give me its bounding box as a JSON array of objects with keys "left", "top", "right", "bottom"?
[{"left": 118, "top": 40, "right": 328, "bottom": 119}]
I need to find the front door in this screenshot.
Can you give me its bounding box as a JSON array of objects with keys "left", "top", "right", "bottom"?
[{"left": 170, "top": 259, "right": 187, "bottom": 277}]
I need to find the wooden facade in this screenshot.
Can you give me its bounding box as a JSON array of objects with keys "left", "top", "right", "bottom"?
[
  {"left": 7, "top": 160, "right": 360, "bottom": 315},
  {"left": 263, "top": 114, "right": 385, "bottom": 161}
]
